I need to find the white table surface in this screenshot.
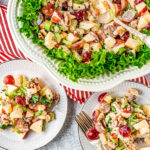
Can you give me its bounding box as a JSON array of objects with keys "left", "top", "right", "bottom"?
[{"left": 0, "top": 0, "right": 150, "bottom": 150}]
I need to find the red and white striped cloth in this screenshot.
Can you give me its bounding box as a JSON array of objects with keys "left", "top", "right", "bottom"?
[{"left": 0, "top": 5, "right": 149, "bottom": 104}]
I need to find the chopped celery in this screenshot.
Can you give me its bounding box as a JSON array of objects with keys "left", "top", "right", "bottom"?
[
  {"left": 44, "top": 21, "right": 52, "bottom": 31},
  {"left": 62, "top": 39, "right": 72, "bottom": 46},
  {"left": 40, "top": 86, "right": 48, "bottom": 95},
  {"left": 131, "top": 102, "right": 140, "bottom": 108},
  {"left": 121, "top": 102, "right": 129, "bottom": 108},
  {"left": 118, "top": 47, "right": 126, "bottom": 55},
  {"left": 110, "top": 136, "right": 118, "bottom": 144},
  {"left": 35, "top": 111, "right": 43, "bottom": 116},
  {"left": 49, "top": 112, "right": 55, "bottom": 121},
  {"left": 42, "top": 0, "right": 47, "bottom": 6},
  {"left": 72, "top": 50, "right": 82, "bottom": 62},
  {"left": 115, "top": 140, "right": 125, "bottom": 150},
  {"left": 111, "top": 105, "right": 117, "bottom": 113},
  {"left": 54, "top": 33, "right": 62, "bottom": 43},
  {"left": 127, "top": 113, "right": 139, "bottom": 132},
  {"left": 73, "top": 0, "right": 87, "bottom": 4},
  {"left": 134, "top": 36, "right": 144, "bottom": 45},
  {"left": 110, "top": 9, "right": 114, "bottom": 19}
]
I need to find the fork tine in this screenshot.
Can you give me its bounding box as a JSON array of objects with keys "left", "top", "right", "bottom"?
[
  {"left": 82, "top": 111, "right": 95, "bottom": 126},
  {"left": 77, "top": 115, "right": 90, "bottom": 131},
  {"left": 79, "top": 112, "right": 94, "bottom": 129},
  {"left": 74, "top": 116, "right": 87, "bottom": 134}
]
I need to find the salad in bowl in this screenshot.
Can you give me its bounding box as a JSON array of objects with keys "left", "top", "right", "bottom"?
[
  {"left": 0, "top": 74, "right": 59, "bottom": 139},
  {"left": 17, "top": 0, "right": 150, "bottom": 82},
  {"left": 86, "top": 89, "right": 150, "bottom": 150}
]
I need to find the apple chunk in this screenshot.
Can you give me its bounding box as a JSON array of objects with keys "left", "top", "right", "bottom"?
[{"left": 30, "top": 120, "right": 43, "bottom": 133}]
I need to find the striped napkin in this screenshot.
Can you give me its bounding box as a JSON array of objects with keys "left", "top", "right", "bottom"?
[{"left": 0, "top": 5, "right": 149, "bottom": 104}]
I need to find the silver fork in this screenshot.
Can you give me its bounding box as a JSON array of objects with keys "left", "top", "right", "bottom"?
[{"left": 74, "top": 111, "right": 108, "bottom": 150}]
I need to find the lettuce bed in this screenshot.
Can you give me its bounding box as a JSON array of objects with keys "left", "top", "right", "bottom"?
[{"left": 17, "top": 0, "right": 150, "bottom": 82}]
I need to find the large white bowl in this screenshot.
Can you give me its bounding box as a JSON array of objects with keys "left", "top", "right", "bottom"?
[{"left": 7, "top": 0, "right": 150, "bottom": 92}]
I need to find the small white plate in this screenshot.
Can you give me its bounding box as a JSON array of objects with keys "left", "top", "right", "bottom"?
[
  {"left": 79, "top": 81, "right": 150, "bottom": 150},
  {"left": 0, "top": 59, "right": 68, "bottom": 150}
]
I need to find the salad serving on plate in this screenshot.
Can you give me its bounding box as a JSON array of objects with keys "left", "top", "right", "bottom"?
[
  {"left": 85, "top": 89, "right": 150, "bottom": 150},
  {"left": 17, "top": 0, "right": 150, "bottom": 82},
  {"left": 0, "top": 74, "right": 59, "bottom": 139}
]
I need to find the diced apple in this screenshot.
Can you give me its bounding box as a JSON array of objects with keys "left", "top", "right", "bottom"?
[
  {"left": 3, "top": 104, "right": 12, "bottom": 114},
  {"left": 100, "top": 133, "right": 107, "bottom": 145},
  {"left": 72, "top": 50, "right": 82, "bottom": 62},
  {"left": 83, "top": 32, "right": 98, "bottom": 43},
  {"left": 51, "top": 10, "right": 62, "bottom": 24},
  {"left": 121, "top": 111, "right": 132, "bottom": 118},
  {"left": 71, "top": 40, "right": 84, "bottom": 50},
  {"left": 66, "top": 33, "right": 79, "bottom": 43},
  {"left": 127, "top": 0, "right": 135, "bottom": 8},
  {"left": 30, "top": 120, "right": 43, "bottom": 133},
  {"left": 143, "top": 11, "right": 150, "bottom": 22},
  {"left": 15, "top": 75, "right": 23, "bottom": 86},
  {"left": 7, "top": 84, "right": 18, "bottom": 93},
  {"left": 79, "top": 21, "right": 96, "bottom": 30},
  {"left": 121, "top": 0, "right": 128, "bottom": 9},
  {"left": 36, "top": 105, "right": 46, "bottom": 111},
  {"left": 113, "top": 43, "right": 125, "bottom": 53},
  {"left": 61, "top": 45, "right": 71, "bottom": 55},
  {"left": 73, "top": 3, "right": 85, "bottom": 10},
  {"left": 10, "top": 107, "right": 23, "bottom": 119},
  {"left": 115, "top": 4, "right": 122, "bottom": 16},
  {"left": 142, "top": 104, "right": 150, "bottom": 116},
  {"left": 113, "top": 26, "right": 126, "bottom": 36},
  {"left": 98, "top": 11, "right": 112, "bottom": 24},
  {"left": 133, "top": 120, "right": 150, "bottom": 135},
  {"left": 83, "top": 43, "right": 90, "bottom": 53},
  {"left": 96, "top": 0, "right": 110, "bottom": 15},
  {"left": 125, "top": 38, "right": 140, "bottom": 50},
  {"left": 26, "top": 109, "right": 34, "bottom": 118},
  {"left": 104, "top": 95, "right": 113, "bottom": 104},
  {"left": 45, "top": 32, "right": 57, "bottom": 49},
  {"left": 138, "top": 16, "right": 148, "bottom": 31},
  {"left": 136, "top": 2, "right": 147, "bottom": 15},
  {"left": 90, "top": 43, "right": 101, "bottom": 51},
  {"left": 105, "top": 37, "right": 116, "bottom": 50}
]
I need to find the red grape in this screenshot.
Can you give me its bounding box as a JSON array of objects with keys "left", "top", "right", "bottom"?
[
  {"left": 146, "top": 23, "right": 150, "bottom": 31},
  {"left": 119, "top": 125, "right": 131, "bottom": 137},
  {"left": 98, "top": 92, "right": 107, "bottom": 103},
  {"left": 86, "top": 128, "right": 99, "bottom": 140},
  {"left": 42, "top": 3, "right": 55, "bottom": 16},
  {"left": 120, "top": 31, "right": 129, "bottom": 42},
  {"left": 112, "top": 0, "right": 121, "bottom": 4},
  {"left": 3, "top": 75, "right": 15, "bottom": 85},
  {"left": 92, "top": 109, "right": 100, "bottom": 122},
  {"left": 82, "top": 51, "right": 92, "bottom": 62},
  {"left": 15, "top": 96, "right": 26, "bottom": 106},
  {"left": 134, "top": 0, "right": 144, "bottom": 5},
  {"left": 75, "top": 10, "right": 88, "bottom": 22}
]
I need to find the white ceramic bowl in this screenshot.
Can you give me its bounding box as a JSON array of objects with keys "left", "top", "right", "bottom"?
[{"left": 7, "top": 0, "right": 150, "bottom": 92}]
